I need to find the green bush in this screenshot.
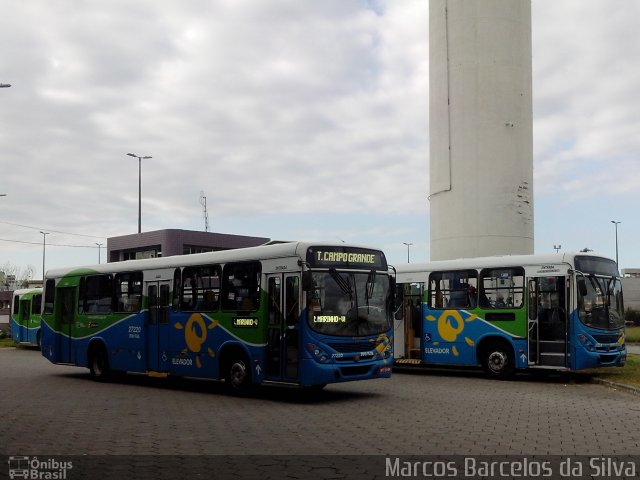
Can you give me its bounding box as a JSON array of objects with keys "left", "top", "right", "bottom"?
[{"left": 625, "top": 307, "right": 640, "bottom": 326}]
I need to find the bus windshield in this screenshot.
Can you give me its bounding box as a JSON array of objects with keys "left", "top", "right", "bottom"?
[
  {"left": 577, "top": 274, "right": 624, "bottom": 330},
  {"left": 307, "top": 270, "right": 391, "bottom": 337}
]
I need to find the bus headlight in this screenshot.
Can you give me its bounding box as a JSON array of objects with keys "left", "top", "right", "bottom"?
[
  {"left": 578, "top": 334, "right": 596, "bottom": 352},
  {"left": 307, "top": 343, "right": 331, "bottom": 363}
]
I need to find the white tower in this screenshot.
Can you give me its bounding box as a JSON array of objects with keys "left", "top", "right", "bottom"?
[{"left": 429, "top": 0, "right": 533, "bottom": 261}]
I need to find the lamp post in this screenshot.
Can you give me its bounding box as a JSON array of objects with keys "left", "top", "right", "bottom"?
[
  {"left": 127, "top": 153, "right": 152, "bottom": 233},
  {"left": 553, "top": 244, "right": 561, "bottom": 253},
  {"left": 403, "top": 242, "right": 413, "bottom": 263},
  {"left": 40, "top": 231, "right": 49, "bottom": 280},
  {"left": 611, "top": 220, "right": 621, "bottom": 266},
  {"left": 96, "top": 243, "right": 103, "bottom": 264}
]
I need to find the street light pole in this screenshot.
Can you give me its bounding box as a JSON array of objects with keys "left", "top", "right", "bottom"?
[
  {"left": 611, "top": 220, "right": 621, "bottom": 266},
  {"left": 403, "top": 242, "right": 413, "bottom": 263},
  {"left": 127, "top": 153, "right": 152, "bottom": 233},
  {"left": 40, "top": 231, "right": 49, "bottom": 280},
  {"left": 96, "top": 243, "right": 103, "bottom": 264}
]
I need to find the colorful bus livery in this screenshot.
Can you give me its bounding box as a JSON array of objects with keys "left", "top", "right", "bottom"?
[
  {"left": 393, "top": 253, "right": 626, "bottom": 377},
  {"left": 11, "top": 288, "right": 43, "bottom": 347},
  {"left": 41, "top": 242, "right": 394, "bottom": 391}
]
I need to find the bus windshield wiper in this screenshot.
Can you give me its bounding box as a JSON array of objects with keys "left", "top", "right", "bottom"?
[
  {"left": 366, "top": 270, "right": 376, "bottom": 301},
  {"left": 329, "top": 268, "right": 352, "bottom": 299}
]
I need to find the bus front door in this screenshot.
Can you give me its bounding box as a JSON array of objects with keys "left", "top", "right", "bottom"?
[
  {"left": 55, "top": 287, "right": 75, "bottom": 363},
  {"left": 528, "top": 276, "right": 568, "bottom": 368},
  {"left": 265, "top": 273, "right": 301, "bottom": 383},
  {"left": 17, "top": 299, "right": 31, "bottom": 343},
  {"left": 145, "top": 281, "right": 171, "bottom": 372}
]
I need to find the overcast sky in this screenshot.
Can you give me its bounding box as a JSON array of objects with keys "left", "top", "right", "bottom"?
[{"left": 1, "top": 0, "right": 639, "bottom": 280}]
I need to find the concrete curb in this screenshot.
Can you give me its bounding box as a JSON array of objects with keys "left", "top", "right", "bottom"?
[{"left": 591, "top": 377, "right": 640, "bottom": 395}]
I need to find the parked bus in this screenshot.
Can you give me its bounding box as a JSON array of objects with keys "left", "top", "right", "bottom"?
[
  {"left": 393, "top": 253, "right": 626, "bottom": 377},
  {"left": 11, "top": 288, "right": 43, "bottom": 347},
  {"left": 41, "top": 242, "right": 394, "bottom": 391}
]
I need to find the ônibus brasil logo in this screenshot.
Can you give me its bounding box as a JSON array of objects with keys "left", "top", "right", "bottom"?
[{"left": 8, "top": 456, "right": 73, "bottom": 479}]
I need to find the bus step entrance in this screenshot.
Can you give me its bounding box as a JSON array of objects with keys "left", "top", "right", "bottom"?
[{"left": 539, "top": 340, "right": 566, "bottom": 367}]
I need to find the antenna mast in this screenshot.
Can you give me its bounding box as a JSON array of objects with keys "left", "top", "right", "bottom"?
[{"left": 199, "top": 191, "right": 209, "bottom": 232}]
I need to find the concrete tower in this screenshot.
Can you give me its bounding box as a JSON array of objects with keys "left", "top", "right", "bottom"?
[{"left": 429, "top": 0, "right": 533, "bottom": 261}]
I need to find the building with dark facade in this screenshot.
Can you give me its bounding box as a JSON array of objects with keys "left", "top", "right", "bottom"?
[{"left": 107, "top": 229, "right": 270, "bottom": 263}]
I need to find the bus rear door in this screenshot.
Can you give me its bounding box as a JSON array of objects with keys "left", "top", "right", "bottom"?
[
  {"left": 55, "top": 287, "right": 76, "bottom": 363},
  {"left": 145, "top": 280, "right": 171, "bottom": 372},
  {"left": 265, "top": 273, "right": 301, "bottom": 383}
]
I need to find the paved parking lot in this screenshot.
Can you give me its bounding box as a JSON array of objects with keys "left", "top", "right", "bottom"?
[{"left": 2, "top": 347, "right": 640, "bottom": 478}]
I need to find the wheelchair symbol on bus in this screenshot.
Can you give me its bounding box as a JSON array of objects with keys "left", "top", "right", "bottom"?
[{"left": 424, "top": 332, "right": 432, "bottom": 342}]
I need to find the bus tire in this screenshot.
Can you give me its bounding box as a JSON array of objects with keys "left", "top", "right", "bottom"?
[
  {"left": 224, "top": 354, "right": 252, "bottom": 394},
  {"left": 88, "top": 344, "right": 110, "bottom": 381},
  {"left": 480, "top": 341, "right": 515, "bottom": 379}
]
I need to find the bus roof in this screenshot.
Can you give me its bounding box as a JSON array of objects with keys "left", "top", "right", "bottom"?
[
  {"left": 394, "top": 252, "right": 616, "bottom": 274},
  {"left": 45, "top": 240, "right": 383, "bottom": 278},
  {"left": 12, "top": 288, "right": 43, "bottom": 296}
]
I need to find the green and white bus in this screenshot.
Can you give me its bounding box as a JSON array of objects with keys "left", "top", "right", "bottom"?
[
  {"left": 11, "top": 288, "right": 43, "bottom": 347},
  {"left": 393, "top": 253, "right": 626, "bottom": 377},
  {"left": 41, "top": 242, "right": 394, "bottom": 391}
]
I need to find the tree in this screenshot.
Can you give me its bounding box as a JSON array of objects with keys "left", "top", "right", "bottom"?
[{"left": 0, "top": 262, "right": 36, "bottom": 290}]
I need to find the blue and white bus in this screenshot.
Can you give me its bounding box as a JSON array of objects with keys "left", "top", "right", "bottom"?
[
  {"left": 393, "top": 253, "right": 626, "bottom": 377},
  {"left": 41, "top": 242, "right": 394, "bottom": 391}
]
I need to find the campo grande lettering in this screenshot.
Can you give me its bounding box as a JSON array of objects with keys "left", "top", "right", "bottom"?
[{"left": 316, "top": 251, "right": 376, "bottom": 264}]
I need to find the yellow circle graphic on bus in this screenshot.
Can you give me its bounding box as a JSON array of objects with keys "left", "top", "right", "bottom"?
[
  {"left": 174, "top": 313, "right": 218, "bottom": 368},
  {"left": 437, "top": 310, "right": 465, "bottom": 342},
  {"left": 427, "top": 310, "right": 477, "bottom": 348},
  {"left": 185, "top": 314, "right": 207, "bottom": 352}
]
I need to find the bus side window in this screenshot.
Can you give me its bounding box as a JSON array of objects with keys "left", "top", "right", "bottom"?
[
  {"left": 114, "top": 272, "right": 143, "bottom": 313},
  {"left": 222, "top": 262, "right": 261, "bottom": 312},
  {"left": 80, "top": 274, "right": 113, "bottom": 314},
  {"left": 172, "top": 268, "right": 181, "bottom": 311},
  {"left": 430, "top": 270, "right": 477, "bottom": 309},
  {"left": 480, "top": 267, "right": 525, "bottom": 309},
  {"left": 44, "top": 279, "right": 55, "bottom": 314},
  {"left": 32, "top": 294, "right": 42, "bottom": 315}
]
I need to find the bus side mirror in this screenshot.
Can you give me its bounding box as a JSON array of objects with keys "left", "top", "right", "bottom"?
[
  {"left": 578, "top": 278, "right": 587, "bottom": 297},
  {"left": 302, "top": 271, "right": 314, "bottom": 291}
]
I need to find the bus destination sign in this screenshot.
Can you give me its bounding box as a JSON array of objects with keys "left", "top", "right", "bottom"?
[{"left": 307, "top": 246, "right": 387, "bottom": 270}]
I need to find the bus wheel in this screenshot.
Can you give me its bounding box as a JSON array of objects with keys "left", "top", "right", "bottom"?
[
  {"left": 225, "top": 356, "right": 251, "bottom": 393},
  {"left": 482, "top": 342, "right": 515, "bottom": 379},
  {"left": 89, "top": 345, "right": 110, "bottom": 381}
]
